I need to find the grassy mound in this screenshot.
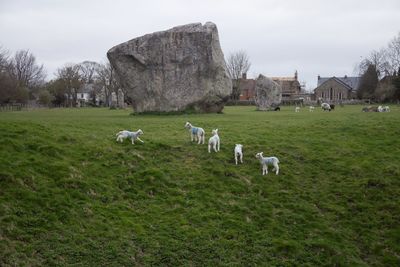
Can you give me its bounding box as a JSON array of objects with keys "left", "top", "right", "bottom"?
[{"left": 0, "top": 106, "right": 399, "bottom": 265}]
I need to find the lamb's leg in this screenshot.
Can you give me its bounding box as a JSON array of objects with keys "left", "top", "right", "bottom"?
[
  {"left": 217, "top": 140, "right": 220, "bottom": 151},
  {"left": 191, "top": 133, "right": 194, "bottom": 142},
  {"left": 131, "top": 138, "right": 135, "bottom": 145},
  {"left": 264, "top": 165, "right": 268, "bottom": 175},
  {"left": 274, "top": 163, "right": 279, "bottom": 175},
  {"left": 197, "top": 134, "right": 201, "bottom": 145},
  {"left": 240, "top": 153, "right": 243, "bottom": 163},
  {"left": 235, "top": 154, "right": 238, "bottom": 165},
  {"left": 137, "top": 137, "right": 144, "bottom": 143},
  {"left": 208, "top": 144, "right": 211, "bottom": 153}
]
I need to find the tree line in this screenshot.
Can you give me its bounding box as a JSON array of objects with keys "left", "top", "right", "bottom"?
[
  {"left": 2, "top": 32, "right": 399, "bottom": 107},
  {"left": 0, "top": 46, "right": 125, "bottom": 107},
  {"left": 357, "top": 32, "right": 400, "bottom": 102}
]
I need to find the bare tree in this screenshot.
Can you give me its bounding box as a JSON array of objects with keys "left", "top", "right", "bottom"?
[
  {"left": 96, "top": 61, "right": 120, "bottom": 107},
  {"left": 0, "top": 46, "right": 9, "bottom": 72},
  {"left": 387, "top": 32, "right": 400, "bottom": 75},
  {"left": 56, "top": 63, "right": 82, "bottom": 107},
  {"left": 357, "top": 49, "right": 390, "bottom": 78},
  {"left": 8, "top": 49, "right": 46, "bottom": 89},
  {"left": 0, "top": 46, "right": 14, "bottom": 103},
  {"left": 226, "top": 50, "right": 251, "bottom": 100},
  {"left": 79, "top": 61, "right": 100, "bottom": 84}
]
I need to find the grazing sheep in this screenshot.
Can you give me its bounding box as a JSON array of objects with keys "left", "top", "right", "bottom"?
[
  {"left": 274, "top": 106, "right": 280, "bottom": 111},
  {"left": 362, "top": 106, "right": 379, "bottom": 112},
  {"left": 116, "top": 129, "right": 144, "bottom": 145},
  {"left": 295, "top": 107, "right": 300, "bottom": 112},
  {"left": 309, "top": 106, "right": 315, "bottom": 112},
  {"left": 185, "top": 122, "right": 205, "bottom": 144},
  {"left": 255, "top": 152, "right": 280, "bottom": 175},
  {"left": 321, "top": 103, "right": 331, "bottom": 111},
  {"left": 234, "top": 144, "right": 243, "bottom": 165},
  {"left": 370, "top": 106, "right": 379, "bottom": 112},
  {"left": 208, "top": 129, "right": 220, "bottom": 153}
]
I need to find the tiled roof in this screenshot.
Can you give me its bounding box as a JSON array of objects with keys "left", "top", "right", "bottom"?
[
  {"left": 317, "top": 76, "right": 360, "bottom": 91},
  {"left": 271, "top": 77, "right": 296, "bottom": 81}
]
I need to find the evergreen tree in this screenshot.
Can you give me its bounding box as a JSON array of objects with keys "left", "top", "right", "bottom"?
[{"left": 357, "top": 64, "right": 379, "bottom": 99}]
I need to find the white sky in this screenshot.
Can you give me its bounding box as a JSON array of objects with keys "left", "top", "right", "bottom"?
[{"left": 1, "top": 0, "right": 399, "bottom": 90}]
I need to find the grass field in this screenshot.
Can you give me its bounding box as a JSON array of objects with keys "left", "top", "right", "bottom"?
[{"left": 0, "top": 105, "right": 399, "bottom": 266}]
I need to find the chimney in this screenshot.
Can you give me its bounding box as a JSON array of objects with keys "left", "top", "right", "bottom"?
[
  {"left": 294, "top": 70, "right": 298, "bottom": 80},
  {"left": 242, "top": 73, "right": 247, "bottom": 80},
  {"left": 344, "top": 75, "right": 348, "bottom": 79},
  {"left": 318, "top": 75, "right": 320, "bottom": 80}
]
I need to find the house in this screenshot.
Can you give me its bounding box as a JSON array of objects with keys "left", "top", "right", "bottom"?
[
  {"left": 314, "top": 75, "right": 360, "bottom": 102},
  {"left": 77, "top": 84, "right": 95, "bottom": 106},
  {"left": 238, "top": 71, "right": 303, "bottom": 101},
  {"left": 238, "top": 73, "right": 256, "bottom": 100},
  {"left": 271, "top": 71, "right": 302, "bottom": 100}
]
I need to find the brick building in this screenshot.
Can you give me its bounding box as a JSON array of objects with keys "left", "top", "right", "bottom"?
[
  {"left": 238, "top": 71, "right": 303, "bottom": 101},
  {"left": 314, "top": 75, "right": 360, "bottom": 101}
]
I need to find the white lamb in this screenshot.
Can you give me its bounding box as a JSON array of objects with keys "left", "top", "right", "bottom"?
[
  {"left": 383, "top": 106, "right": 390, "bottom": 112},
  {"left": 234, "top": 144, "right": 243, "bottom": 165},
  {"left": 184, "top": 122, "right": 205, "bottom": 144},
  {"left": 295, "top": 107, "right": 300, "bottom": 112},
  {"left": 116, "top": 129, "right": 144, "bottom": 145},
  {"left": 255, "top": 152, "right": 280, "bottom": 175},
  {"left": 208, "top": 129, "right": 220, "bottom": 153},
  {"left": 309, "top": 106, "right": 315, "bottom": 112}
]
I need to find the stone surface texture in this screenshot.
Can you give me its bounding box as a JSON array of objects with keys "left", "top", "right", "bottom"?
[
  {"left": 107, "top": 22, "right": 232, "bottom": 113},
  {"left": 254, "top": 75, "right": 282, "bottom": 110}
]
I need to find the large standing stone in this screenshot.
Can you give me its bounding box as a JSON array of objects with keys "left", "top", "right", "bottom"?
[
  {"left": 254, "top": 75, "right": 282, "bottom": 110},
  {"left": 107, "top": 22, "right": 232, "bottom": 113}
]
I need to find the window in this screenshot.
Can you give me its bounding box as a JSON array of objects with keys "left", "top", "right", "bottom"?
[{"left": 81, "top": 94, "right": 84, "bottom": 98}]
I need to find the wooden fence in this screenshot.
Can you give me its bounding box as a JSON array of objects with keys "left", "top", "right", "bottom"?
[{"left": 0, "top": 104, "right": 26, "bottom": 111}]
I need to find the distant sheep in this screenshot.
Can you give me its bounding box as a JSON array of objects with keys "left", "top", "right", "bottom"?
[
  {"left": 208, "top": 129, "right": 220, "bottom": 153},
  {"left": 255, "top": 152, "right": 280, "bottom": 175},
  {"left": 309, "top": 106, "right": 315, "bottom": 112},
  {"left": 116, "top": 129, "right": 144, "bottom": 145},
  {"left": 378, "top": 105, "right": 390, "bottom": 112},
  {"left": 234, "top": 144, "right": 243, "bottom": 165},
  {"left": 295, "top": 107, "right": 300, "bottom": 112},
  {"left": 185, "top": 122, "right": 205, "bottom": 144},
  {"left": 321, "top": 103, "right": 331, "bottom": 111},
  {"left": 362, "top": 106, "right": 379, "bottom": 112}
]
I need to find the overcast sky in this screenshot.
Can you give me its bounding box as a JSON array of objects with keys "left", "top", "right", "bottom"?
[{"left": 1, "top": 0, "right": 399, "bottom": 90}]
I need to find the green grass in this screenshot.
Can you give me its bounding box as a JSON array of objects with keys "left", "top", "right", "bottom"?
[{"left": 0, "top": 105, "right": 399, "bottom": 266}]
